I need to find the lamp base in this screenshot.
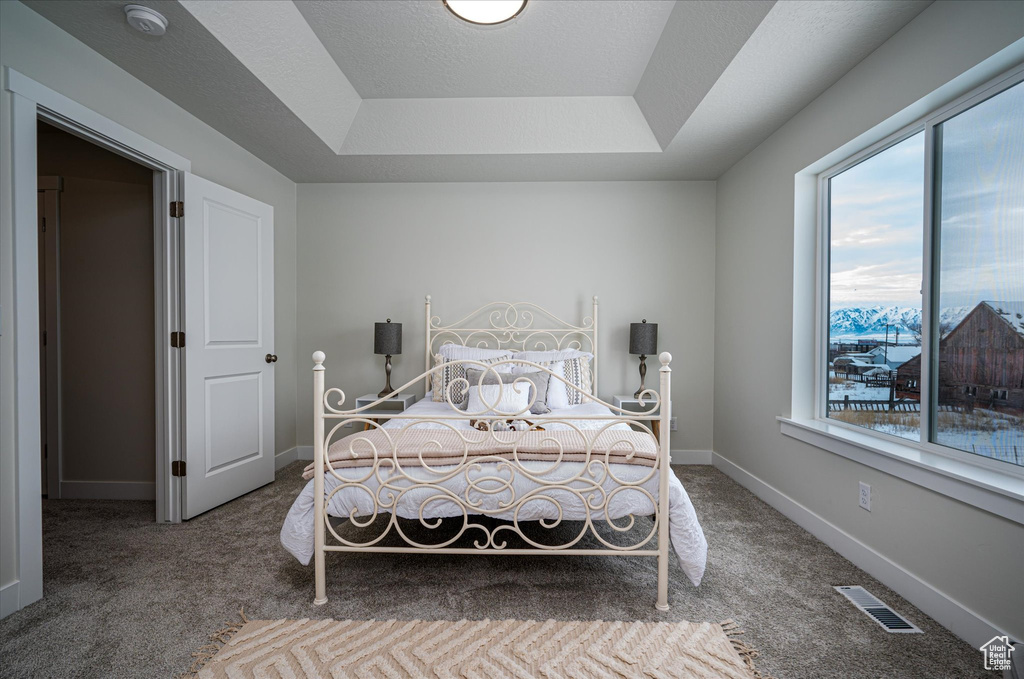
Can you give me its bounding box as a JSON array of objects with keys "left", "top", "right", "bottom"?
[
  {"left": 633, "top": 354, "right": 648, "bottom": 399},
  {"left": 377, "top": 354, "right": 393, "bottom": 398}
]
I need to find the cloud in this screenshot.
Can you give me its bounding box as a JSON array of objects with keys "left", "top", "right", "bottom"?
[{"left": 828, "top": 83, "right": 1024, "bottom": 307}]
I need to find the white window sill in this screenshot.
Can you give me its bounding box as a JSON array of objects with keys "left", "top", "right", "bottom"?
[{"left": 778, "top": 417, "right": 1024, "bottom": 525}]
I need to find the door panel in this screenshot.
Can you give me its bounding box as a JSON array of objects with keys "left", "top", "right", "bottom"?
[
  {"left": 204, "top": 200, "right": 261, "bottom": 345},
  {"left": 182, "top": 173, "right": 274, "bottom": 519},
  {"left": 205, "top": 372, "right": 262, "bottom": 472}
]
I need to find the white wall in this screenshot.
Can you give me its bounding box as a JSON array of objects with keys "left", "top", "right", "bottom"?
[
  {"left": 296, "top": 181, "right": 716, "bottom": 453},
  {"left": 0, "top": 0, "right": 298, "bottom": 596},
  {"left": 714, "top": 0, "right": 1024, "bottom": 642}
]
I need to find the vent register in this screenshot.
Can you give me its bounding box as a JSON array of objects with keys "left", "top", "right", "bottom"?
[{"left": 834, "top": 586, "right": 922, "bottom": 633}]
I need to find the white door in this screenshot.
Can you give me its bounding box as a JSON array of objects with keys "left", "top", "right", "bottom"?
[{"left": 182, "top": 173, "right": 274, "bottom": 519}]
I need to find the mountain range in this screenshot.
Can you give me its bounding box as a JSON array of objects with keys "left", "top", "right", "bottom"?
[{"left": 829, "top": 305, "right": 970, "bottom": 340}]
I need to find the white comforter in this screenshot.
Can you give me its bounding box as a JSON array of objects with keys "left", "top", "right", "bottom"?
[{"left": 280, "top": 398, "right": 708, "bottom": 586}]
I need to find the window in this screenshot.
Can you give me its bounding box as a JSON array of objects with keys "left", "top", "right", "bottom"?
[
  {"left": 827, "top": 131, "right": 923, "bottom": 441},
  {"left": 821, "top": 70, "right": 1024, "bottom": 472},
  {"left": 933, "top": 82, "right": 1024, "bottom": 466}
]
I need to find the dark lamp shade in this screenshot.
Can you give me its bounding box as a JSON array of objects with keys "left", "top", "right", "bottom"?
[
  {"left": 629, "top": 320, "right": 657, "bottom": 355},
  {"left": 374, "top": 319, "right": 402, "bottom": 355}
]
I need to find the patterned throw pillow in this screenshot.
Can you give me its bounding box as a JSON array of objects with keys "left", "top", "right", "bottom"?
[
  {"left": 510, "top": 350, "right": 593, "bottom": 408},
  {"left": 432, "top": 355, "right": 511, "bottom": 405},
  {"left": 547, "top": 356, "right": 592, "bottom": 407}
]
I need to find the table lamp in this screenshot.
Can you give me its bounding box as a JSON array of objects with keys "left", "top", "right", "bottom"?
[
  {"left": 629, "top": 319, "right": 658, "bottom": 398},
  {"left": 374, "top": 319, "right": 402, "bottom": 398}
]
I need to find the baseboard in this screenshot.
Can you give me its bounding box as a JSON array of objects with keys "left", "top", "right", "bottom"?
[
  {"left": 0, "top": 580, "right": 19, "bottom": 619},
  {"left": 275, "top": 446, "right": 299, "bottom": 471},
  {"left": 297, "top": 445, "right": 314, "bottom": 461},
  {"left": 671, "top": 449, "right": 712, "bottom": 464},
  {"left": 59, "top": 480, "right": 155, "bottom": 501},
  {"left": 711, "top": 452, "right": 1006, "bottom": 648}
]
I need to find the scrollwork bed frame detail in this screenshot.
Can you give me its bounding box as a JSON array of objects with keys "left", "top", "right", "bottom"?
[
  {"left": 311, "top": 298, "right": 673, "bottom": 611},
  {"left": 425, "top": 295, "right": 599, "bottom": 395}
]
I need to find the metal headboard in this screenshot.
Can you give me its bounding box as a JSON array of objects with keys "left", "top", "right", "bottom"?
[{"left": 424, "top": 295, "right": 599, "bottom": 395}]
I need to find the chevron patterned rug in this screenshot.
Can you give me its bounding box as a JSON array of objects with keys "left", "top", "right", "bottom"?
[{"left": 189, "top": 614, "right": 769, "bottom": 678}]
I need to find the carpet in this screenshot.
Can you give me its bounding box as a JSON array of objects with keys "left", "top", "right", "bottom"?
[
  {"left": 190, "top": 613, "right": 768, "bottom": 678},
  {"left": 0, "top": 465, "right": 991, "bottom": 678}
]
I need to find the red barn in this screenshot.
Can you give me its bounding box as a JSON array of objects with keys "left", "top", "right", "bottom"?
[{"left": 896, "top": 301, "right": 1024, "bottom": 411}]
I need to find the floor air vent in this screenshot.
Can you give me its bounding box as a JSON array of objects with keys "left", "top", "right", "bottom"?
[{"left": 834, "top": 586, "right": 922, "bottom": 633}]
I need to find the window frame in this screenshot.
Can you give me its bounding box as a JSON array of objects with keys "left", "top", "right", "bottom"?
[{"left": 815, "top": 64, "right": 1024, "bottom": 482}]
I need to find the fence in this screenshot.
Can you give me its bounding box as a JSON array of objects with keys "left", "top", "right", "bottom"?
[{"left": 827, "top": 396, "right": 918, "bottom": 412}]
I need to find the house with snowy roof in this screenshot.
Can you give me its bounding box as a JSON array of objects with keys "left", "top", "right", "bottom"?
[{"left": 867, "top": 345, "right": 921, "bottom": 370}]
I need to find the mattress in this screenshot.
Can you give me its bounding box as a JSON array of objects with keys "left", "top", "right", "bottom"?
[{"left": 280, "top": 397, "right": 708, "bottom": 586}]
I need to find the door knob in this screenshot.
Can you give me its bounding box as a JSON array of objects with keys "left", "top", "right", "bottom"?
[{"left": 265, "top": 354, "right": 278, "bottom": 363}]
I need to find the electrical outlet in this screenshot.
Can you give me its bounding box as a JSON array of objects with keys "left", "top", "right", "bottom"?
[
  {"left": 859, "top": 482, "right": 871, "bottom": 511},
  {"left": 669, "top": 417, "right": 678, "bottom": 431},
  {"left": 344, "top": 422, "right": 353, "bottom": 428}
]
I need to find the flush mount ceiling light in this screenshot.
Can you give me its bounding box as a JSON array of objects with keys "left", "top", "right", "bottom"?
[
  {"left": 124, "top": 5, "right": 168, "bottom": 36},
  {"left": 443, "top": 0, "right": 527, "bottom": 26}
]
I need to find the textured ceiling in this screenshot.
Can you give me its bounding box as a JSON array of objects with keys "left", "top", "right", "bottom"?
[
  {"left": 21, "top": 0, "right": 933, "bottom": 182},
  {"left": 295, "top": 0, "right": 675, "bottom": 99}
]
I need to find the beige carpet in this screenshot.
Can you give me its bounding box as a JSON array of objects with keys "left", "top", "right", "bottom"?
[{"left": 191, "top": 614, "right": 768, "bottom": 678}]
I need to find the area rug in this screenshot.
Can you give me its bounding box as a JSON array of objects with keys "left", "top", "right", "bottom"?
[{"left": 189, "top": 611, "right": 770, "bottom": 678}]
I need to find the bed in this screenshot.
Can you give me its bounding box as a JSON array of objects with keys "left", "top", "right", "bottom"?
[{"left": 281, "top": 297, "right": 707, "bottom": 610}]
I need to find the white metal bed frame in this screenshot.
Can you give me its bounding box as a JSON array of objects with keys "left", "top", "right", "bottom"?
[{"left": 311, "top": 296, "right": 674, "bottom": 609}]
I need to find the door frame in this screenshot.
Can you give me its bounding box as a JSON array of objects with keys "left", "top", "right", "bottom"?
[{"left": 3, "top": 68, "right": 191, "bottom": 614}]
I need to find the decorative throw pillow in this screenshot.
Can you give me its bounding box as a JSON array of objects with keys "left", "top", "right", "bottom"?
[
  {"left": 465, "top": 368, "right": 551, "bottom": 415},
  {"left": 535, "top": 356, "right": 592, "bottom": 409},
  {"left": 466, "top": 383, "right": 531, "bottom": 417},
  {"left": 431, "top": 352, "right": 513, "bottom": 405}
]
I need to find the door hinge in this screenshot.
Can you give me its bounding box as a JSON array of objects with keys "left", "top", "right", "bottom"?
[
  {"left": 44, "top": 443, "right": 48, "bottom": 460},
  {"left": 171, "top": 460, "right": 186, "bottom": 477},
  {"left": 170, "top": 331, "right": 185, "bottom": 348},
  {"left": 41, "top": 217, "right": 46, "bottom": 232},
  {"left": 169, "top": 201, "right": 184, "bottom": 218},
  {"left": 42, "top": 330, "right": 47, "bottom": 346}
]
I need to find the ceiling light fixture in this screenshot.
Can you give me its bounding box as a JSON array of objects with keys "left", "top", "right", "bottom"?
[
  {"left": 124, "top": 5, "right": 168, "bottom": 36},
  {"left": 442, "top": 0, "right": 527, "bottom": 26}
]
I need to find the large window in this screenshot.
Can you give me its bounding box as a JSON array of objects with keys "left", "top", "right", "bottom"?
[{"left": 822, "top": 71, "right": 1024, "bottom": 472}]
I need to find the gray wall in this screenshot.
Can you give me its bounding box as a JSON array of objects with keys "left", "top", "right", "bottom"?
[
  {"left": 0, "top": 0, "right": 298, "bottom": 591},
  {"left": 37, "top": 123, "right": 156, "bottom": 490},
  {"left": 296, "top": 181, "right": 716, "bottom": 452},
  {"left": 714, "top": 1, "right": 1024, "bottom": 641}
]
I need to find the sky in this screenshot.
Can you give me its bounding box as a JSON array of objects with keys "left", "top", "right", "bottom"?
[{"left": 829, "top": 81, "right": 1023, "bottom": 311}]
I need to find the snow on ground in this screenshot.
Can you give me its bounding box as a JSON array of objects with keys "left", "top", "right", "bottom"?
[
  {"left": 827, "top": 377, "right": 1024, "bottom": 466},
  {"left": 827, "top": 374, "right": 891, "bottom": 401}
]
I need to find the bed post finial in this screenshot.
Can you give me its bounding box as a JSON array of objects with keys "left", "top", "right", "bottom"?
[
  {"left": 313, "top": 351, "right": 326, "bottom": 369},
  {"left": 659, "top": 352, "right": 671, "bottom": 369},
  {"left": 425, "top": 294, "right": 431, "bottom": 303},
  {"left": 593, "top": 295, "right": 598, "bottom": 305}
]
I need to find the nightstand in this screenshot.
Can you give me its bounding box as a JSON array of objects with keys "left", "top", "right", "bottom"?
[
  {"left": 612, "top": 395, "right": 667, "bottom": 439},
  {"left": 354, "top": 393, "right": 418, "bottom": 430}
]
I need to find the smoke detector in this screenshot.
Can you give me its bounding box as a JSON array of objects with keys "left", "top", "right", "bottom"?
[{"left": 124, "top": 5, "right": 168, "bottom": 36}]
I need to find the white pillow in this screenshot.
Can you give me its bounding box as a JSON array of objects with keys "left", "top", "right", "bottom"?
[
  {"left": 512, "top": 349, "right": 593, "bottom": 366},
  {"left": 438, "top": 344, "right": 514, "bottom": 362},
  {"left": 466, "top": 383, "right": 531, "bottom": 416}
]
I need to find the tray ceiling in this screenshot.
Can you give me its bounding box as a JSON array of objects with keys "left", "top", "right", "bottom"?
[{"left": 22, "top": 0, "right": 932, "bottom": 182}]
